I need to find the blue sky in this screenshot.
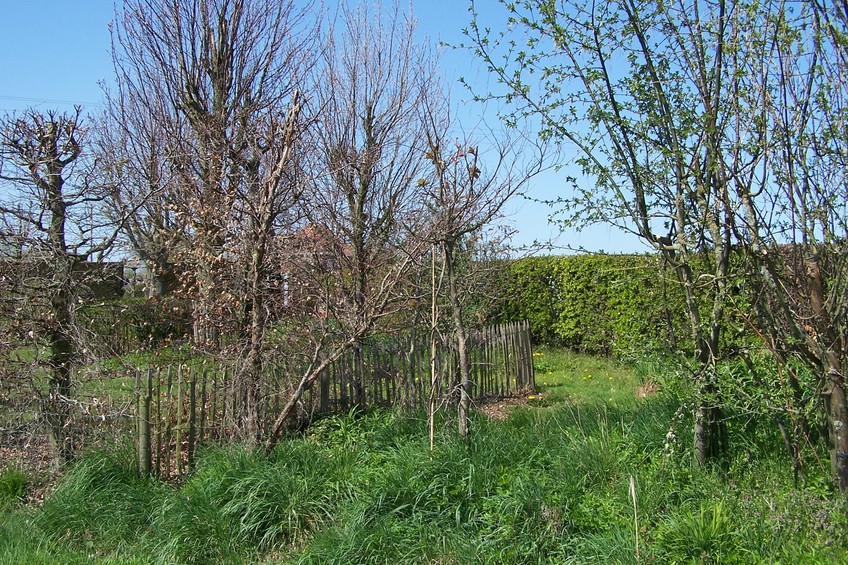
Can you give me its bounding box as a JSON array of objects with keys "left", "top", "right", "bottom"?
[{"left": 0, "top": 0, "right": 642, "bottom": 254}]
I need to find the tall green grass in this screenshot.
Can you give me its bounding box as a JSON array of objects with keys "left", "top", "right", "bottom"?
[{"left": 1, "top": 349, "right": 846, "bottom": 563}]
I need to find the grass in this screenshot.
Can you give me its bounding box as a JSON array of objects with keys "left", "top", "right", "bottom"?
[
  {"left": 532, "top": 345, "right": 642, "bottom": 406},
  {"left": 1, "top": 347, "right": 847, "bottom": 563},
  {"left": 0, "top": 467, "right": 28, "bottom": 510}
]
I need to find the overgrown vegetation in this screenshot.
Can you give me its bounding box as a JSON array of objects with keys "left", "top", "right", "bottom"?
[{"left": 2, "top": 348, "right": 845, "bottom": 563}]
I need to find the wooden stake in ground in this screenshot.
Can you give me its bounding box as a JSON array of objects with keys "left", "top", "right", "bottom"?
[{"left": 630, "top": 475, "right": 639, "bottom": 562}]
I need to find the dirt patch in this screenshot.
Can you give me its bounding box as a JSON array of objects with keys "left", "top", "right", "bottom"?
[
  {"left": 477, "top": 395, "right": 532, "bottom": 420},
  {"left": 636, "top": 380, "right": 660, "bottom": 398}
]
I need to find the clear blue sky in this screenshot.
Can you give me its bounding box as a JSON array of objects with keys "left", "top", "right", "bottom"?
[{"left": 0, "top": 0, "right": 642, "bottom": 254}]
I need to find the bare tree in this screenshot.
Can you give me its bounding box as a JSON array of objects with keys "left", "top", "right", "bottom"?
[
  {"left": 419, "top": 96, "right": 541, "bottom": 440},
  {"left": 262, "top": 2, "right": 449, "bottom": 452},
  {"left": 97, "top": 76, "right": 181, "bottom": 298},
  {"left": 0, "top": 108, "right": 119, "bottom": 463},
  {"left": 303, "top": 0, "right": 437, "bottom": 407},
  {"left": 233, "top": 92, "right": 303, "bottom": 440}
]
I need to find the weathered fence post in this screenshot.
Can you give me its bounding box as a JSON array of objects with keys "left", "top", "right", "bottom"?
[
  {"left": 319, "top": 364, "right": 330, "bottom": 414},
  {"left": 175, "top": 365, "right": 184, "bottom": 476},
  {"left": 164, "top": 366, "right": 174, "bottom": 479},
  {"left": 522, "top": 320, "right": 535, "bottom": 389},
  {"left": 199, "top": 368, "right": 208, "bottom": 444},
  {"left": 187, "top": 368, "right": 197, "bottom": 472},
  {"left": 136, "top": 368, "right": 152, "bottom": 476},
  {"left": 154, "top": 367, "right": 162, "bottom": 478}
]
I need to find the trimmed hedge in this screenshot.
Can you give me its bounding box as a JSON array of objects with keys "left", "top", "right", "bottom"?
[{"left": 494, "top": 254, "right": 692, "bottom": 356}]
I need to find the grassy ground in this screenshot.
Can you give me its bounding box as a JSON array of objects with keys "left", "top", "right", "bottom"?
[{"left": 1, "top": 347, "right": 846, "bottom": 564}]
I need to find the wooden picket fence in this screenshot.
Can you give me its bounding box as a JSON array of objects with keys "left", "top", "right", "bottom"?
[{"left": 134, "top": 320, "right": 534, "bottom": 478}]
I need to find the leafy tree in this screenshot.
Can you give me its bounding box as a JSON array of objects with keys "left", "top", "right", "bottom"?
[
  {"left": 463, "top": 0, "right": 746, "bottom": 464},
  {"left": 731, "top": 0, "right": 848, "bottom": 488},
  {"left": 465, "top": 0, "right": 848, "bottom": 486}
]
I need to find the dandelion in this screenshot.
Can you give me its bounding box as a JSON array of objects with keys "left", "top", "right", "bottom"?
[{"left": 528, "top": 395, "right": 536, "bottom": 400}]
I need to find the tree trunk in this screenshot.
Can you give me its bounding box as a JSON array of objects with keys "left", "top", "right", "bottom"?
[
  {"left": 234, "top": 239, "right": 268, "bottom": 444},
  {"left": 670, "top": 256, "right": 727, "bottom": 466},
  {"left": 46, "top": 175, "right": 76, "bottom": 465},
  {"left": 808, "top": 255, "right": 848, "bottom": 490},
  {"left": 694, "top": 376, "right": 726, "bottom": 466},
  {"left": 151, "top": 273, "right": 169, "bottom": 298},
  {"left": 193, "top": 252, "right": 221, "bottom": 351},
  {"left": 46, "top": 261, "right": 76, "bottom": 465},
  {"left": 46, "top": 333, "right": 75, "bottom": 464},
  {"left": 824, "top": 355, "right": 848, "bottom": 491},
  {"left": 444, "top": 240, "right": 472, "bottom": 441},
  {"left": 692, "top": 333, "right": 727, "bottom": 466},
  {"left": 149, "top": 255, "right": 176, "bottom": 297}
]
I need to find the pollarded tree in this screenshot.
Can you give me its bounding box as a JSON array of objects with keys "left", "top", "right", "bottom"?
[
  {"left": 110, "top": 0, "right": 315, "bottom": 351},
  {"left": 110, "top": 0, "right": 315, "bottom": 441},
  {"left": 0, "top": 108, "right": 120, "bottom": 463}
]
